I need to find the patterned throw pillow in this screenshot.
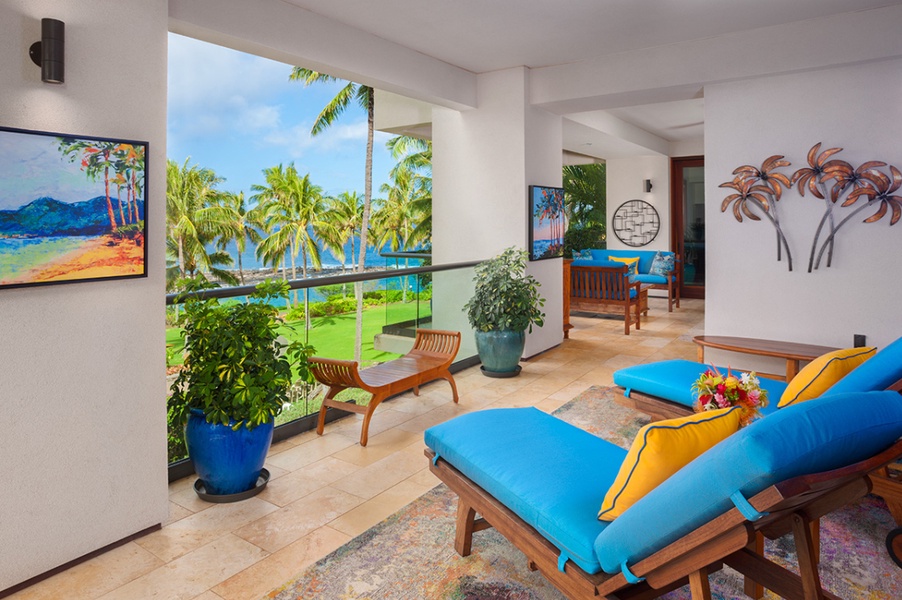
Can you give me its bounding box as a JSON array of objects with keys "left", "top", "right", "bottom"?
[
  {"left": 649, "top": 251, "right": 675, "bottom": 276},
  {"left": 571, "top": 249, "right": 592, "bottom": 259}
]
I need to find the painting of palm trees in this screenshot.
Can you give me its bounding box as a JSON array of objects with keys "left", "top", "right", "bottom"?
[
  {"left": 0, "top": 127, "right": 147, "bottom": 290},
  {"left": 529, "top": 185, "right": 568, "bottom": 261}
]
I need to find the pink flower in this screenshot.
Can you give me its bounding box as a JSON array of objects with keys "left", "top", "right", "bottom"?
[
  {"left": 714, "top": 393, "right": 730, "bottom": 408},
  {"left": 747, "top": 389, "right": 760, "bottom": 405}
]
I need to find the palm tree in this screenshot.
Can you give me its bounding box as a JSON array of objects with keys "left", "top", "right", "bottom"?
[
  {"left": 290, "top": 67, "right": 374, "bottom": 363},
  {"left": 563, "top": 163, "right": 606, "bottom": 228},
  {"left": 202, "top": 191, "right": 262, "bottom": 285},
  {"left": 165, "top": 158, "right": 236, "bottom": 290},
  {"left": 387, "top": 136, "right": 432, "bottom": 249},
  {"left": 58, "top": 139, "right": 119, "bottom": 232},
  {"left": 252, "top": 164, "right": 325, "bottom": 315},
  {"left": 373, "top": 165, "right": 423, "bottom": 302},
  {"left": 324, "top": 191, "right": 363, "bottom": 275}
]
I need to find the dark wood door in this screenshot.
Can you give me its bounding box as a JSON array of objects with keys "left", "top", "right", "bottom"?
[{"left": 670, "top": 156, "right": 705, "bottom": 299}]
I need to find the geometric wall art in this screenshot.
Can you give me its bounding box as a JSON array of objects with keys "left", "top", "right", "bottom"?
[{"left": 612, "top": 199, "right": 660, "bottom": 247}]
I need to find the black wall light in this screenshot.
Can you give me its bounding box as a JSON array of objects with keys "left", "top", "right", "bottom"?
[
  {"left": 29, "top": 18, "right": 65, "bottom": 84},
  {"left": 644, "top": 179, "right": 653, "bottom": 193}
]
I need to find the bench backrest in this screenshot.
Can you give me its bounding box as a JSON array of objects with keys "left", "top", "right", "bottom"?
[{"left": 570, "top": 265, "right": 632, "bottom": 302}]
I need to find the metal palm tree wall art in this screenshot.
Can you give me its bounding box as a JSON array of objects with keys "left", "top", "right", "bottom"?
[{"left": 719, "top": 143, "right": 902, "bottom": 272}]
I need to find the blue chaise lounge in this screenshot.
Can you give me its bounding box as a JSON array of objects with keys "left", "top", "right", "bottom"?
[{"left": 425, "top": 390, "right": 902, "bottom": 599}]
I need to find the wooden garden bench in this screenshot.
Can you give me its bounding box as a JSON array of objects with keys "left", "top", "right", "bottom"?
[{"left": 311, "top": 329, "right": 461, "bottom": 446}]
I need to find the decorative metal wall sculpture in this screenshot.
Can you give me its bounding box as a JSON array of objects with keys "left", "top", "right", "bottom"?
[
  {"left": 720, "top": 143, "right": 902, "bottom": 272},
  {"left": 612, "top": 199, "right": 660, "bottom": 247}
]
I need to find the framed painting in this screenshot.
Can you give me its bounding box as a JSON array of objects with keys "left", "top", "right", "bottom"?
[
  {"left": 0, "top": 126, "right": 148, "bottom": 290},
  {"left": 528, "top": 185, "right": 568, "bottom": 261}
]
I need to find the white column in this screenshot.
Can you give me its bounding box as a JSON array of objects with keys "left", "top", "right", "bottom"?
[{"left": 432, "top": 67, "right": 563, "bottom": 359}]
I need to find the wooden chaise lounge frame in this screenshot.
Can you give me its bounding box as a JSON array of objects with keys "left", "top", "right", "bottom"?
[
  {"left": 311, "top": 329, "right": 460, "bottom": 446},
  {"left": 427, "top": 431, "right": 902, "bottom": 600},
  {"left": 569, "top": 264, "right": 645, "bottom": 335}
]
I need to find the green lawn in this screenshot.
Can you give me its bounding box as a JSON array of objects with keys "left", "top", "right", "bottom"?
[{"left": 166, "top": 298, "right": 430, "bottom": 368}]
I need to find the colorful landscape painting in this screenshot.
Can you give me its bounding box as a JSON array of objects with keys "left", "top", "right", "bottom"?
[
  {"left": 528, "top": 185, "right": 568, "bottom": 261},
  {"left": 0, "top": 127, "right": 147, "bottom": 289}
]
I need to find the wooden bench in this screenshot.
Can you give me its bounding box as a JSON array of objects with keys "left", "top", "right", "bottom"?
[
  {"left": 569, "top": 264, "right": 647, "bottom": 335},
  {"left": 311, "top": 329, "right": 461, "bottom": 446}
]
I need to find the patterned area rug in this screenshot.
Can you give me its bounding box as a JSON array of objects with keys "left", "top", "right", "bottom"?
[{"left": 268, "top": 386, "right": 902, "bottom": 599}]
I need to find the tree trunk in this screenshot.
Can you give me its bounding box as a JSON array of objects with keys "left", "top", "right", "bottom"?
[
  {"left": 117, "top": 188, "right": 126, "bottom": 228},
  {"left": 354, "top": 90, "right": 375, "bottom": 364},
  {"left": 103, "top": 164, "right": 117, "bottom": 232}
]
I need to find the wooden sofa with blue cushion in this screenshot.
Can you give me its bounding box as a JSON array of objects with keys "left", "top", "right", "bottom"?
[
  {"left": 569, "top": 263, "right": 646, "bottom": 335},
  {"left": 573, "top": 249, "right": 680, "bottom": 312},
  {"left": 425, "top": 390, "right": 902, "bottom": 599}
]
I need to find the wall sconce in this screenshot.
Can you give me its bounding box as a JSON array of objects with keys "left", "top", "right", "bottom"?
[
  {"left": 644, "top": 179, "right": 653, "bottom": 193},
  {"left": 29, "top": 18, "right": 65, "bottom": 84}
]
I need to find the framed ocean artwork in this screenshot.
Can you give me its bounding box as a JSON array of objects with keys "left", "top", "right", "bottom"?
[
  {"left": 528, "top": 185, "right": 568, "bottom": 261},
  {"left": 0, "top": 126, "right": 148, "bottom": 290}
]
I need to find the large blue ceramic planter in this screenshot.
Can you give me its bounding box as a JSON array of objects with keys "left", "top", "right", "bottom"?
[
  {"left": 185, "top": 409, "right": 274, "bottom": 496},
  {"left": 475, "top": 329, "right": 526, "bottom": 374}
]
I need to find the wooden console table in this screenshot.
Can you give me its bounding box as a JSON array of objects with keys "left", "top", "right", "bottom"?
[{"left": 693, "top": 335, "right": 839, "bottom": 381}]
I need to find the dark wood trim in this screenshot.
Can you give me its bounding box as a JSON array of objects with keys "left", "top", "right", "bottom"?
[
  {"left": 0, "top": 523, "right": 161, "bottom": 599},
  {"left": 670, "top": 156, "right": 705, "bottom": 299}
]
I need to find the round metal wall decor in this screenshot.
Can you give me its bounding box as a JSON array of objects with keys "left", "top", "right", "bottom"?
[{"left": 612, "top": 199, "right": 660, "bottom": 247}]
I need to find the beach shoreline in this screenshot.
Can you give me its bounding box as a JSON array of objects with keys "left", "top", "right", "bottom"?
[{"left": 20, "top": 234, "right": 144, "bottom": 284}]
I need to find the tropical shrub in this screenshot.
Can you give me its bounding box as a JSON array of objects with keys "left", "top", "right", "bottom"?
[{"left": 464, "top": 247, "right": 545, "bottom": 333}]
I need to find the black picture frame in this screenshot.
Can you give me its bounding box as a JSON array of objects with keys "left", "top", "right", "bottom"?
[
  {"left": 0, "top": 125, "right": 148, "bottom": 290},
  {"left": 528, "top": 185, "right": 568, "bottom": 261}
]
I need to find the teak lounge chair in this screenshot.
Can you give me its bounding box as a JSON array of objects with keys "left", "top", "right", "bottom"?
[{"left": 425, "top": 390, "right": 902, "bottom": 599}]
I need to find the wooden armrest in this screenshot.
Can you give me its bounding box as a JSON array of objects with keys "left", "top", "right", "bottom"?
[{"left": 310, "top": 356, "right": 367, "bottom": 390}]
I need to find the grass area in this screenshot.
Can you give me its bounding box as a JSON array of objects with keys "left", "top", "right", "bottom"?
[{"left": 167, "top": 298, "right": 430, "bottom": 368}]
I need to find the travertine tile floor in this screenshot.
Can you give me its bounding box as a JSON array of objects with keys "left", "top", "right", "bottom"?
[{"left": 10, "top": 298, "right": 705, "bottom": 600}]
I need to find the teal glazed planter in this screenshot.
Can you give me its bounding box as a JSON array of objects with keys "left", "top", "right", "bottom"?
[
  {"left": 185, "top": 409, "right": 274, "bottom": 496},
  {"left": 475, "top": 329, "right": 526, "bottom": 374}
]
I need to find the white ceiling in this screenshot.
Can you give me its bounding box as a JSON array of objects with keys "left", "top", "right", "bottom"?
[
  {"left": 283, "top": 0, "right": 901, "bottom": 151},
  {"left": 285, "top": 0, "right": 899, "bottom": 73}
]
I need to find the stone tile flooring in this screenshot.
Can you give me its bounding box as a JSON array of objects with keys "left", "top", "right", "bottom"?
[{"left": 9, "top": 298, "right": 705, "bottom": 600}]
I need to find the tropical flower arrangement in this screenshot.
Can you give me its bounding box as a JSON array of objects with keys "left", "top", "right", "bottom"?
[{"left": 691, "top": 366, "right": 768, "bottom": 426}]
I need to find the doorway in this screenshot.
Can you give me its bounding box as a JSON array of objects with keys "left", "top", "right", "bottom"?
[{"left": 670, "top": 157, "right": 705, "bottom": 299}]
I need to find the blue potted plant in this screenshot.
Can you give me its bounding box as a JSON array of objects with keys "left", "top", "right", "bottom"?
[
  {"left": 464, "top": 247, "right": 545, "bottom": 377},
  {"left": 168, "top": 278, "right": 314, "bottom": 498}
]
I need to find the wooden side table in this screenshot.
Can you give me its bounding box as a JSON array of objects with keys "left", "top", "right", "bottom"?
[{"left": 693, "top": 336, "right": 839, "bottom": 381}]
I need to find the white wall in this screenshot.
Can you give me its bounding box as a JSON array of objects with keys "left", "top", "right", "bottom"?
[
  {"left": 705, "top": 59, "right": 902, "bottom": 361},
  {"left": 433, "top": 68, "right": 563, "bottom": 360},
  {"left": 606, "top": 156, "right": 671, "bottom": 251},
  {"left": 0, "top": 0, "right": 168, "bottom": 590}
]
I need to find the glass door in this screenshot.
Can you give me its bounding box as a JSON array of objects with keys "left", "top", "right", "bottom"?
[{"left": 670, "top": 157, "right": 705, "bottom": 298}]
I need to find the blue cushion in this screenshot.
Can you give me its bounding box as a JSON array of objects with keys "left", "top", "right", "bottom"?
[
  {"left": 594, "top": 390, "right": 902, "bottom": 574},
  {"left": 649, "top": 251, "right": 675, "bottom": 276},
  {"left": 826, "top": 336, "right": 902, "bottom": 395},
  {"left": 424, "top": 408, "right": 624, "bottom": 574},
  {"left": 613, "top": 359, "right": 784, "bottom": 416},
  {"left": 571, "top": 258, "right": 620, "bottom": 269},
  {"left": 632, "top": 274, "right": 670, "bottom": 285},
  {"left": 572, "top": 249, "right": 592, "bottom": 260}
]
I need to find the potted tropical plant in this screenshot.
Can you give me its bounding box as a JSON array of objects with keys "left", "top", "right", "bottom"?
[
  {"left": 168, "top": 278, "right": 314, "bottom": 499},
  {"left": 464, "top": 246, "right": 546, "bottom": 377}
]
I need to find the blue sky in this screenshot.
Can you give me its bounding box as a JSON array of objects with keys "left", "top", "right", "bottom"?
[{"left": 166, "top": 33, "right": 394, "bottom": 203}]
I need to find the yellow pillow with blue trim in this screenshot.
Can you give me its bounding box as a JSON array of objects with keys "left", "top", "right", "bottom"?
[
  {"left": 598, "top": 407, "right": 741, "bottom": 521},
  {"left": 609, "top": 256, "right": 640, "bottom": 275},
  {"left": 778, "top": 346, "right": 876, "bottom": 408}
]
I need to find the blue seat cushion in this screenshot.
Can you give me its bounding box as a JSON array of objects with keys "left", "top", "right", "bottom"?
[
  {"left": 594, "top": 390, "right": 902, "bottom": 574},
  {"left": 590, "top": 249, "right": 657, "bottom": 274},
  {"left": 826, "top": 335, "right": 902, "bottom": 395},
  {"left": 425, "top": 408, "right": 625, "bottom": 574},
  {"left": 633, "top": 274, "right": 670, "bottom": 285},
  {"left": 613, "top": 359, "right": 785, "bottom": 416},
  {"left": 571, "top": 258, "right": 619, "bottom": 269}
]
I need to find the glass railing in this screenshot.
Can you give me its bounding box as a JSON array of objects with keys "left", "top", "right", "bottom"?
[{"left": 165, "top": 259, "right": 480, "bottom": 478}]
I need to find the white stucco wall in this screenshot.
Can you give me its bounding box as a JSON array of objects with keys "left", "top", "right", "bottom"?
[
  {"left": 606, "top": 156, "right": 671, "bottom": 252},
  {"left": 0, "top": 0, "right": 168, "bottom": 590},
  {"left": 705, "top": 59, "right": 902, "bottom": 363}
]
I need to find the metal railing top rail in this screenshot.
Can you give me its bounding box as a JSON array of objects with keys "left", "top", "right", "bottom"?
[
  {"left": 380, "top": 251, "right": 432, "bottom": 259},
  {"left": 165, "top": 259, "right": 480, "bottom": 305}
]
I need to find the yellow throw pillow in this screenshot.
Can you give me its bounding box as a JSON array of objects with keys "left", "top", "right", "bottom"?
[
  {"left": 778, "top": 346, "right": 876, "bottom": 408},
  {"left": 609, "top": 256, "right": 640, "bottom": 275},
  {"left": 598, "top": 407, "right": 741, "bottom": 521}
]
